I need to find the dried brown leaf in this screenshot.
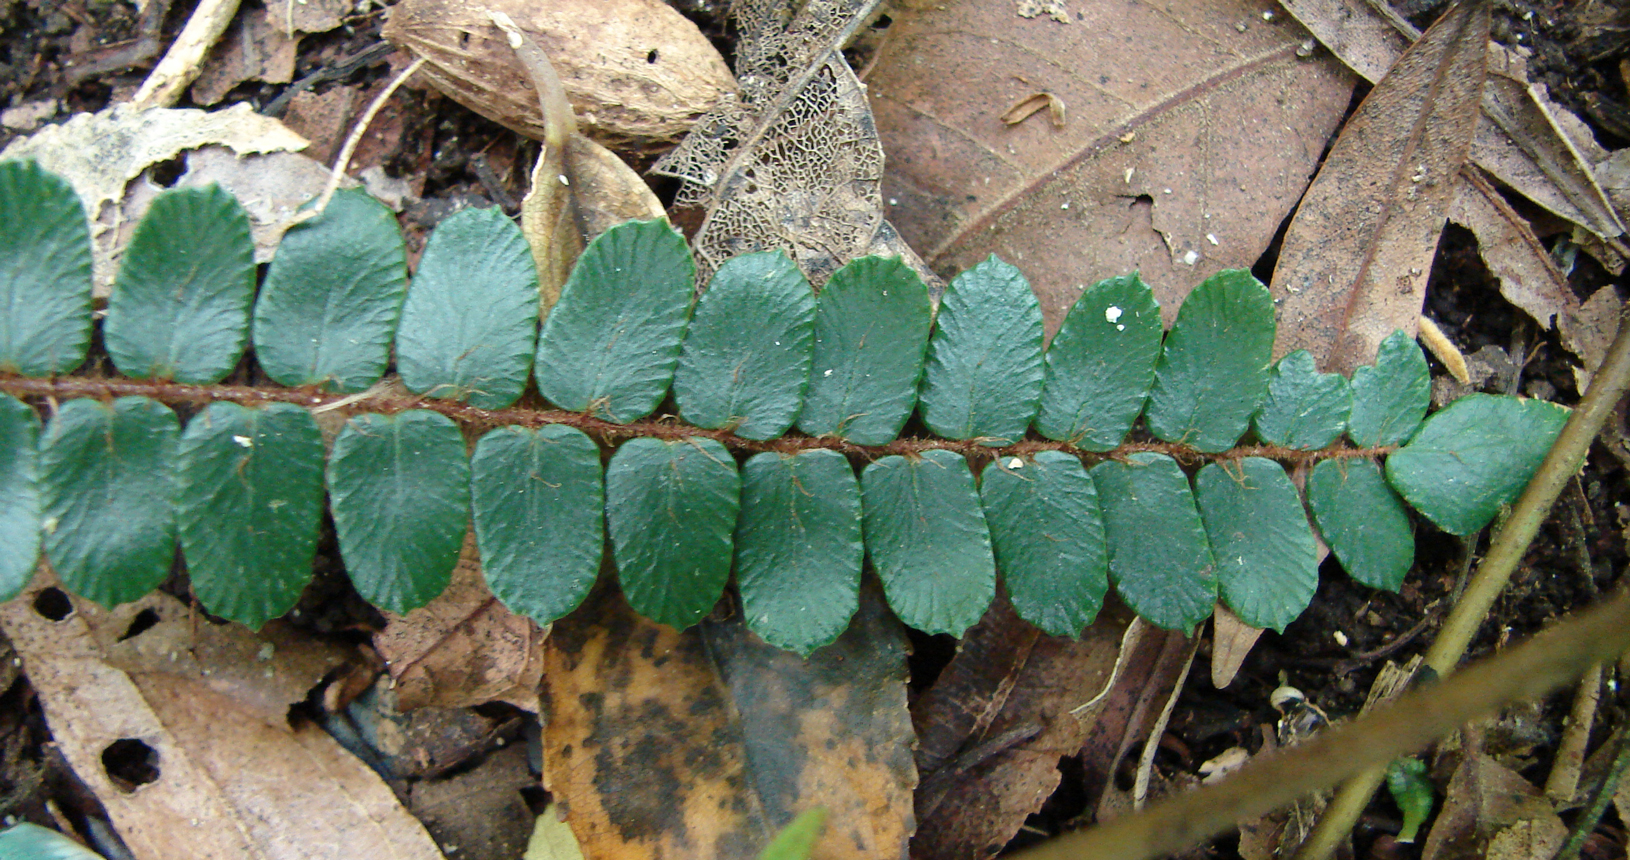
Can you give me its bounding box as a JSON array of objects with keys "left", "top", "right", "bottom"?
[
  {"left": 266, "top": 0, "right": 349, "bottom": 35},
  {"left": 541, "top": 584, "right": 914, "bottom": 860},
  {"left": 1271, "top": 1, "right": 1489, "bottom": 373},
  {"left": 1281, "top": 0, "right": 1629, "bottom": 246},
  {"left": 1449, "top": 168, "right": 1578, "bottom": 332},
  {"left": 191, "top": 7, "right": 300, "bottom": 106},
  {"left": 374, "top": 535, "right": 546, "bottom": 713},
  {"left": 1421, "top": 753, "right": 1566, "bottom": 860},
  {"left": 383, "top": 0, "right": 735, "bottom": 150},
  {"left": 1209, "top": 604, "right": 1263, "bottom": 689},
  {"left": 867, "top": 0, "right": 1353, "bottom": 332},
  {"left": 0, "top": 577, "right": 441, "bottom": 860},
  {"left": 907, "top": 601, "right": 1142, "bottom": 859}
]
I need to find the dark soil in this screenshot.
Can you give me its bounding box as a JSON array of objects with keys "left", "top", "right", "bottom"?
[{"left": 0, "top": 2, "right": 1626, "bottom": 859}]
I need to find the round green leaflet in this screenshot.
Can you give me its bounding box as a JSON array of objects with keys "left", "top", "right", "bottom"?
[
  {"left": 0, "top": 160, "right": 93, "bottom": 377},
  {"left": 40, "top": 397, "right": 179, "bottom": 607},
  {"left": 1193, "top": 458, "right": 1318, "bottom": 632},
  {"left": 104, "top": 185, "right": 257, "bottom": 384},
  {"left": 534, "top": 219, "right": 695, "bottom": 423},
  {"left": 861, "top": 450, "right": 994, "bottom": 637},
  {"left": 605, "top": 437, "right": 740, "bottom": 630},
  {"left": 471, "top": 425, "right": 604, "bottom": 625},
  {"left": 1252, "top": 350, "right": 1352, "bottom": 451},
  {"left": 1348, "top": 330, "right": 1429, "bottom": 447},
  {"left": 177, "top": 402, "right": 324, "bottom": 630},
  {"left": 1385, "top": 394, "right": 1569, "bottom": 536},
  {"left": 1090, "top": 452, "right": 1217, "bottom": 632},
  {"left": 1034, "top": 274, "right": 1163, "bottom": 451},
  {"left": 1143, "top": 269, "right": 1275, "bottom": 453},
  {"left": 673, "top": 251, "right": 815, "bottom": 441},
  {"left": 1307, "top": 458, "right": 1413, "bottom": 591},
  {"left": 397, "top": 206, "right": 539, "bottom": 410},
  {"left": 252, "top": 186, "right": 408, "bottom": 392},
  {"left": 979, "top": 451, "right": 1107, "bottom": 638},
  {"left": 327, "top": 410, "right": 470, "bottom": 614},
  {"left": 797, "top": 256, "right": 933, "bottom": 446},
  {"left": 918, "top": 256, "right": 1045, "bottom": 445},
  {"left": 0, "top": 394, "right": 41, "bottom": 601},
  {"left": 735, "top": 449, "right": 863, "bottom": 655}
]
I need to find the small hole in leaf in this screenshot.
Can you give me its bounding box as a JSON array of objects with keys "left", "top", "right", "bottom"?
[
  {"left": 32, "top": 588, "right": 72, "bottom": 621},
  {"left": 101, "top": 739, "right": 160, "bottom": 793},
  {"left": 118, "top": 608, "right": 161, "bottom": 641},
  {"left": 149, "top": 156, "right": 187, "bottom": 188},
  {"left": 646, "top": 48, "right": 659, "bottom": 64}
]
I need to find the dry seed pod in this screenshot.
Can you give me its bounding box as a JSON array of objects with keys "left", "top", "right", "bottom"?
[{"left": 383, "top": 0, "right": 736, "bottom": 151}]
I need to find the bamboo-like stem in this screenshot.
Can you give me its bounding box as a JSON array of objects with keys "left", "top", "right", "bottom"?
[
  {"left": 1005, "top": 587, "right": 1630, "bottom": 860},
  {"left": 1293, "top": 302, "right": 1630, "bottom": 860}
]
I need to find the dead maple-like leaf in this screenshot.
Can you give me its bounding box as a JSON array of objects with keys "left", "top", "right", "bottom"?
[
  {"left": 374, "top": 534, "right": 546, "bottom": 713},
  {"left": 383, "top": 0, "right": 736, "bottom": 151},
  {"left": 0, "top": 577, "right": 442, "bottom": 860},
  {"left": 1270, "top": 1, "right": 1489, "bottom": 374},
  {"left": 866, "top": 0, "right": 1354, "bottom": 333},
  {"left": 541, "top": 584, "right": 915, "bottom": 860}
]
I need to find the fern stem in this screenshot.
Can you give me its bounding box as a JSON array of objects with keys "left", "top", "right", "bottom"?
[{"left": 0, "top": 373, "right": 1398, "bottom": 467}]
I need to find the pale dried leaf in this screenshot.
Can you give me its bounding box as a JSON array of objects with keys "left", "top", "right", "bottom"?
[
  {"left": 1209, "top": 604, "right": 1262, "bottom": 689},
  {"left": 867, "top": 0, "right": 1353, "bottom": 333},
  {"left": 384, "top": 0, "right": 735, "bottom": 149},
  {"left": 1282, "top": 0, "right": 1629, "bottom": 246},
  {"left": 0, "top": 104, "right": 312, "bottom": 296},
  {"left": 265, "top": 0, "right": 349, "bottom": 36},
  {"left": 1270, "top": 1, "right": 1488, "bottom": 372},
  {"left": 0, "top": 576, "right": 443, "bottom": 860},
  {"left": 374, "top": 535, "right": 546, "bottom": 713}
]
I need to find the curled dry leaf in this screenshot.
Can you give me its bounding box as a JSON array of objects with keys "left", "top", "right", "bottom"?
[
  {"left": 866, "top": 0, "right": 1354, "bottom": 332},
  {"left": 1448, "top": 170, "right": 1581, "bottom": 343},
  {"left": 1420, "top": 753, "right": 1566, "bottom": 860},
  {"left": 0, "top": 578, "right": 442, "bottom": 860},
  {"left": 374, "top": 534, "right": 546, "bottom": 713},
  {"left": 541, "top": 584, "right": 915, "bottom": 860},
  {"left": 383, "top": 0, "right": 736, "bottom": 150},
  {"left": 1281, "top": 0, "right": 1629, "bottom": 248},
  {"left": 1270, "top": 1, "right": 1489, "bottom": 373}
]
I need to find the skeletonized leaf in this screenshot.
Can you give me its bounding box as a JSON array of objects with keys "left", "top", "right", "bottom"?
[
  {"left": 327, "top": 411, "right": 470, "bottom": 613},
  {"left": 1034, "top": 274, "right": 1163, "bottom": 450},
  {"left": 252, "top": 187, "right": 408, "bottom": 392},
  {"left": 605, "top": 438, "right": 739, "bottom": 630},
  {"left": 1194, "top": 458, "right": 1318, "bottom": 632},
  {"left": 1349, "top": 330, "right": 1430, "bottom": 446},
  {"left": 0, "top": 160, "right": 93, "bottom": 377},
  {"left": 1091, "top": 453, "right": 1216, "bottom": 631},
  {"left": 918, "top": 256, "right": 1044, "bottom": 445},
  {"left": 674, "top": 251, "right": 816, "bottom": 440},
  {"left": 178, "top": 403, "right": 324, "bottom": 629},
  {"left": 0, "top": 394, "right": 41, "bottom": 601},
  {"left": 397, "top": 206, "right": 540, "bottom": 410},
  {"left": 1143, "top": 270, "right": 1276, "bottom": 453},
  {"left": 1253, "top": 350, "right": 1352, "bottom": 450},
  {"left": 735, "top": 449, "right": 862, "bottom": 655},
  {"left": 41, "top": 397, "right": 178, "bottom": 607},
  {"left": 979, "top": 451, "right": 1107, "bottom": 638},
  {"left": 1385, "top": 394, "right": 1569, "bottom": 536},
  {"left": 470, "top": 425, "right": 604, "bottom": 625},
  {"left": 1269, "top": 1, "right": 1489, "bottom": 373},
  {"left": 797, "top": 256, "right": 933, "bottom": 445},
  {"left": 104, "top": 185, "right": 256, "bottom": 384},
  {"left": 1308, "top": 458, "right": 1414, "bottom": 590},
  {"left": 534, "top": 219, "right": 695, "bottom": 423},
  {"left": 861, "top": 450, "right": 994, "bottom": 636}
]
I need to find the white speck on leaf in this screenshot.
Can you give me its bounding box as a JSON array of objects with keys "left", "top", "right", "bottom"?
[
  {"left": 823, "top": 369, "right": 833, "bottom": 377},
  {"left": 1104, "top": 306, "right": 1123, "bottom": 323},
  {"left": 1007, "top": 457, "right": 1023, "bottom": 469},
  {"left": 232, "top": 435, "right": 253, "bottom": 448}
]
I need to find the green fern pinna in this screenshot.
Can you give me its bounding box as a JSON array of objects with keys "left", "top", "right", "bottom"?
[{"left": 0, "top": 159, "right": 1567, "bottom": 654}]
